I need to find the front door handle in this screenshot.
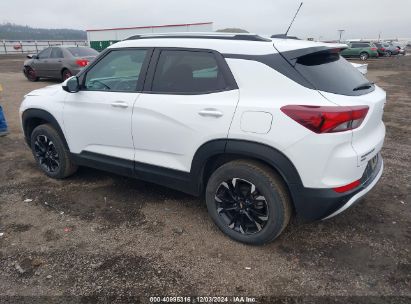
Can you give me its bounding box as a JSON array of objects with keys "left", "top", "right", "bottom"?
[
  {"left": 198, "top": 109, "right": 223, "bottom": 118},
  {"left": 111, "top": 101, "right": 128, "bottom": 108}
]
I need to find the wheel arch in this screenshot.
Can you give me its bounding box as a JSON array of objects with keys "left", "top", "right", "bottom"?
[
  {"left": 22, "top": 109, "right": 69, "bottom": 150},
  {"left": 191, "top": 139, "right": 303, "bottom": 210}
]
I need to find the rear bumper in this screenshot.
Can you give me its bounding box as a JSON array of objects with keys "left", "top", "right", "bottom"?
[
  {"left": 322, "top": 158, "right": 383, "bottom": 219},
  {"left": 291, "top": 153, "right": 383, "bottom": 221}
]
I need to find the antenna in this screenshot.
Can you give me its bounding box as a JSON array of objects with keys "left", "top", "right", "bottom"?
[{"left": 285, "top": 2, "right": 303, "bottom": 36}]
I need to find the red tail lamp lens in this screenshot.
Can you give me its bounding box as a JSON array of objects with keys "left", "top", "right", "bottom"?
[
  {"left": 76, "top": 59, "right": 89, "bottom": 67},
  {"left": 281, "top": 105, "right": 369, "bottom": 133}
]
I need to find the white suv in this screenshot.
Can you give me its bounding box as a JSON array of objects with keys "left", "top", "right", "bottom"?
[{"left": 20, "top": 33, "right": 385, "bottom": 244}]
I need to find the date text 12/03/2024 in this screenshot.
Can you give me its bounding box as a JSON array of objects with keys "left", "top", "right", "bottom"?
[{"left": 149, "top": 296, "right": 257, "bottom": 303}]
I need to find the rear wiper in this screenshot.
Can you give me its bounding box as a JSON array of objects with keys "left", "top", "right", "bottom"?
[{"left": 353, "top": 82, "right": 374, "bottom": 91}]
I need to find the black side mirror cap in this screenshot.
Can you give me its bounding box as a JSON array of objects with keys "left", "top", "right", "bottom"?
[{"left": 62, "top": 76, "right": 80, "bottom": 93}]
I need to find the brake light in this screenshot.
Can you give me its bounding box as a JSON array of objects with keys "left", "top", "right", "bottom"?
[
  {"left": 75, "top": 59, "right": 89, "bottom": 67},
  {"left": 280, "top": 105, "right": 369, "bottom": 133},
  {"left": 333, "top": 179, "right": 361, "bottom": 193},
  {"left": 381, "top": 47, "right": 385, "bottom": 51},
  {"left": 370, "top": 47, "right": 377, "bottom": 51}
]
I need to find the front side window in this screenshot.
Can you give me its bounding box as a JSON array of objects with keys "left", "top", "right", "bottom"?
[
  {"left": 38, "top": 48, "right": 51, "bottom": 59},
  {"left": 151, "top": 50, "right": 227, "bottom": 94},
  {"left": 84, "top": 49, "right": 147, "bottom": 92}
]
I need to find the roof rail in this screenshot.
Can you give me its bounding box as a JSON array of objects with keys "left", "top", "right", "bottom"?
[
  {"left": 125, "top": 33, "right": 271, "bottom": 42},
  {"left": 271, "top": 34, "right": 300, "bottom": 40}
]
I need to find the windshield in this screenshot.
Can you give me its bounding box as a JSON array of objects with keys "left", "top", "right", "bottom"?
[
  {"left": 67, "top": 47, "right": 98, "bottom": 57},
  {"left": 294, "top": 51, "right": 374, "bottom": 96}
]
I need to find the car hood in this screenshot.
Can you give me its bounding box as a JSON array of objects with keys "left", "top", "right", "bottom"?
[{"left": 25, "top": 84, "right": 62, "bottom": 97}]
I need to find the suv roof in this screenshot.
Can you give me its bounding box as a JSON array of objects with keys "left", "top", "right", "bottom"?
[
  {"left": 110, "top": 32, "right": 347, "bottom": 56},
  {"left": 126, "top": 32, "right": 271, "bottom": 42}
]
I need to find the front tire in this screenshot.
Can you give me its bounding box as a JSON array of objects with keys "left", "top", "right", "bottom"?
[
  {"left": 30, "top": 124, "right": 77, "bottom": 179},
  {"left": 24, "top": 67, "right": 38, "bottom": 82},
  {"left": 205, "top": 160, "right": 292, "bottom": 245}
]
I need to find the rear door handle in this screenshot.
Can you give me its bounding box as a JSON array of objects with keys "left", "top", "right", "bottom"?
[
  {"left": 111, "top": 101, "right": 128, "bottom": 108},
  {"left": 198, "top": 109, "right": 223, "bottom": 118}
]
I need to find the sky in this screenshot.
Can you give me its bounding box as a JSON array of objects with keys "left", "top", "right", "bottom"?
[{"left": 1, "top": 0, "right": 410, "bottom": 40}]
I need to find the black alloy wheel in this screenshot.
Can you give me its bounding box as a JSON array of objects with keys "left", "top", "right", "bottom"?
[
  {"left": 214, "top": 178, "right": 269, "bottom": 235},
  {"left": 34, "top": 134, "right": 60, "bottom": 173}
]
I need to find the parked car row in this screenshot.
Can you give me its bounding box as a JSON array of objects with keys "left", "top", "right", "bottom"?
[{"left": 340, "top": 41, "right": 406, "bottom": 61}]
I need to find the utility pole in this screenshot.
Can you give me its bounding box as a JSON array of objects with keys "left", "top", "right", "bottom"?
[{"left": 338, "top": 30, "right": 345, "bottom": 42}]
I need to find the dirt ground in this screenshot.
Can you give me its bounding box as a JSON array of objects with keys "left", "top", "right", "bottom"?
[{"left": 0, "top": 54, "right": 410, "bottom": 303}]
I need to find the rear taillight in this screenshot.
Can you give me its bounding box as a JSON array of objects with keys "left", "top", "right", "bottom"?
[
  {"left": 381, "top": 47, "right": 385, "bottom": 51},
  {"left": 333, "top": 179, "right": 361, "bottom": 193},
  {"left": 370, "top": 47, "right": 377, "bottom": 51},
  {"left": 281, "top": 105, "right": 369, "bottom": 133},
  {"left": 76, "top": 59, "right": 89, "bottom": 67}
]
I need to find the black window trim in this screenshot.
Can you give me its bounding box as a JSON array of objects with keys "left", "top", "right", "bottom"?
[
  {"left": 77, "top": 47, "right": 154, "bottom": 93},
  {"left": 143, "top": 47, "right": 238, "bottom": 95}
]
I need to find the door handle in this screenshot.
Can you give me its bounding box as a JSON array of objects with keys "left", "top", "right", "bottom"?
[
  {"left": 111, "top": 101, "right": 128, "bottom": 108},
  {"left": 198, "top": 109, "right": 223, "bottom": 118}
]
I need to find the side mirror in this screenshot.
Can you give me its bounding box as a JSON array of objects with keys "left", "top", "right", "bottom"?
[
  {"left": 27, "top": 54, "right": 33, "bottom": 59},
  {"left": 63, "top": 76, "right": 80, "bottom": 93},
  {"left": 30, "top": 54, "right": 39, "bottom": 59}
]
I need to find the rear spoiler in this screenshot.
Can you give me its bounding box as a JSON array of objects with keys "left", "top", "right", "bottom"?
[{"left": 276, "top": 45, "right": 348, "bottom": 61}]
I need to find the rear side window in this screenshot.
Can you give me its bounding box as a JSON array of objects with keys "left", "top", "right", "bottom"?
[
  {"left": 294, "top": 51, "right": 374, "bottom": 96},
  {"left": 67, "top": 47, "right": 98, "bottom": 57},
  {"left": 50, "top": 48, "right": 63, "bottom": 58},
  {"left": 151, "top": 50, "right": 228, "bottom": 94}
]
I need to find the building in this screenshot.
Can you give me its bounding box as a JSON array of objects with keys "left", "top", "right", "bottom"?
[{"left": 86, "top": 22, "right": 213, "bottom": 51}]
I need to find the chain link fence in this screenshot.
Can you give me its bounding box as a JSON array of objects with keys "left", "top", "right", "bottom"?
[{"left": 0, "top": 40, "right": 88, "bottom": 55}]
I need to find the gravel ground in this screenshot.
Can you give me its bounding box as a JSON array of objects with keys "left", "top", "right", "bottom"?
[{"left": 0, "top": 54, "right": 410, "bottom": 303}]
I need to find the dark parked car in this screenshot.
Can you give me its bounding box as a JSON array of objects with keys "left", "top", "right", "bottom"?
[
  {"left": 23, "top": 46, "right": 98, "bottom": 81},
  {"left": 374, "top": 43, "right": 388, "bottom": 56},
  {"left": 389, "top": 42, "right": 407, "bottom": 55}
]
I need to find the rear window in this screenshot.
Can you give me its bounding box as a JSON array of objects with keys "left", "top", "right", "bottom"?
[
  {"left": 67, "top": 47, "right": 98, "bottom": 57},
  {"left": 294, "top": 51, "right": 374, "bottom": 96}
]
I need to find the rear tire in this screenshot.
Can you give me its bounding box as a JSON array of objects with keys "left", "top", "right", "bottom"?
[
  {"left": 30, "top": 124, "right": 78, "bottom": 179},
  {"left": 205, "top": 160, "right": 292, "bottom": 245},
  {"left": 360, "top": 52, "right": 369, "bottom": 61},
  {"left": 61, "top": 69, "right": 73, "bottom": 81}
]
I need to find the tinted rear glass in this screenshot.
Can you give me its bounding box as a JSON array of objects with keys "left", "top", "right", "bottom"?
[
  {"left": 67, "top": 47, "right": 98, "bottom": 57},
  {"left": 294, "top": 51, "right": 374, "bottom": 96},
  {"left": 151, "top": 50, "right": 227, "bottom": 93}
]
